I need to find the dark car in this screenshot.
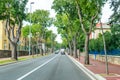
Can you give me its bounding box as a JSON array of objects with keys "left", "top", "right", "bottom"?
[
  {"left": 54, "top": 50, "right": 59, "bottom": 54},
  {"left": 61, "top": 52, "right": 65, "bottom": 55}
]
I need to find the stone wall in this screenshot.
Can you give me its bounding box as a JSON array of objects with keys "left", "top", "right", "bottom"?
[
  {"left": 0, "top": 50, "right": 28, "bottom": 58},
  {"left": 90, "top": 54, "right": 120, "bottom": 65}
]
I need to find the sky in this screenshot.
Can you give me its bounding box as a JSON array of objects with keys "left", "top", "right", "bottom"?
[
  {"left": 26, "top": 0, "right": 62, "bottom": 43},
  {"left": 26, "top": 0, "right": 113, "bottom": 43},
  {"left": 101, "top": 1, "right": 113, "bottom": 23}
]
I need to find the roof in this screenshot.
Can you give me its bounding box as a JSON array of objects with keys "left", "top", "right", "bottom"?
[{"left": 96, "top": 23, "right": 110, "bottom": 29}]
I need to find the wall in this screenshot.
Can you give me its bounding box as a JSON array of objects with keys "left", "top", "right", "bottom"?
[
  {"left": 90, "top": 54, "right": 120, "bottom": 65},
  {"left": 0, "top": 50, "right": 28, "bottom": 58}
]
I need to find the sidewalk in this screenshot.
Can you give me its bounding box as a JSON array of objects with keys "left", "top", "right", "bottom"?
[{"left": 75, "top": 56, "right": 120, "bottom": 80}]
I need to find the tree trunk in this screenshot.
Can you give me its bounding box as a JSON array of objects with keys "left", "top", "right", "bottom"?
[
  {"left": 84, "top": 34, "right": 90, "bottom": 64},
  {"left": 32, "top": 46, "right": 34, "bottom": 57},
  {"left": 44, "top": 33, "right": 46, "bottom": 55},
  {"left": 71, "top": 42, "right": 74, "bottom": 56},
  {"left": 41, "top": 49, "right": 44, "bottom": 56},
  {"left": 51, "top": 42, "right": 54, "bottom": 53},
  {"left": 68, "top": 42, "right": 72, "bottom": 55},
  {"left": 39, "top": 48, "right": 41, "bottom": 55},
  {"left": 11, "top": 43, "right": 18, "bottom": 60},
  {"left": 69, "top": 42, "right": 73, "bottom": 56},
  {"left": 25, "top": 37, "right": 27, "bottom": 50},
  {"left": 100, "top": 21, "right": 109, "bottom": 74},
  {"left": 73, "top": 36, "right": 78, "bottom": 58}
]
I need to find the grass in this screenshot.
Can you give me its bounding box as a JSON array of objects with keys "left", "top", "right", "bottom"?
[
  {"left": 99, "top": 73, "right": 119, "bottom": 77},
  {"left": 0, "top": 54, "right": 44, "bottom": 65},
  {"left": 18, "top": 57, "right": 31, "bottom": 61},
  {"left": 0, "top": 59, "right": 16, "bottom": 65}
]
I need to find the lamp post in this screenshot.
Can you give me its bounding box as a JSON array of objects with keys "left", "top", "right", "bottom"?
[{"left": 29, "top": 2, "right": 34, "bottom": 55}]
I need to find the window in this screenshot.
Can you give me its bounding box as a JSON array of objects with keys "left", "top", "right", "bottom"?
[{"left": 4, "top": 40, "right": 7, "bottom": 50}]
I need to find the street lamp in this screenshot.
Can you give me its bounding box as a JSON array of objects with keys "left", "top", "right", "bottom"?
[{"left": 29, "top": 2, "right": 34, "bottom": 55}]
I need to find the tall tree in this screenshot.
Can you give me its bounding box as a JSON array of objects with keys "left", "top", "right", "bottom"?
[
  {"left": 21, "top": 25, "right": 29, "bottom": 50},
  {"left": 0, "top": 0, "right": 28, "bottom": 60},
  {"left": 26, "top": 10, "right": 52, "bottom": 53},
  {"left": 52, "top": 0, "right": 81, "bottom": 58},
  {"left": 75, "top": 0, "right": 106, "bottom": 64},
  {"left": 110, "top": 0, "right": 120, "bottom": 49},
  {"left": 54, "top": 13, "right": 74, "bottom": 55}
]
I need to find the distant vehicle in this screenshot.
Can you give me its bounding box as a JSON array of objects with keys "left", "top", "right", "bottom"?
[
  {"left": 60, "top": 49, "right": 65, "bottom": 55},
  {"left": 54, "top": 50, "right": 59, "bottom": 54}
]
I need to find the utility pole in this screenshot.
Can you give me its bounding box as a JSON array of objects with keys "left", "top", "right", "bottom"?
[
  {"left": 100, "top": 20, "right": 109, "bottom": 75},
  {"left": 29, "top": 2, "right": 34, "bottom": 55},
  {"left": 51, "top": 33, "right": 53, "bottom": 53}
]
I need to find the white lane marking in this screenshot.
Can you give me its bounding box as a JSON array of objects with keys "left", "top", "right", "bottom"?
[{"left": 17, "top": 55, "right": 58, "bottom": 80}]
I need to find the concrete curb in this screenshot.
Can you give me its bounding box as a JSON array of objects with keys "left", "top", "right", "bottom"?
[{"left": 67, "top": 55, "right": 106, "bottom": 80}]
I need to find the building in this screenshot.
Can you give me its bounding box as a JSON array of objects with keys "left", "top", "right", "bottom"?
[
  {"left": 0, "top": 20, "right": 23, "bottom": 50},
  {"left": 0, "top": 20, "right": 11, "bottom": 50},
  {"left": 89, "top": 23, "right": 110, "bottom": 39}
]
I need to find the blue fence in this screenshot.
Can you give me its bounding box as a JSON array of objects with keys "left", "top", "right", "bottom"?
[{"left": 89, "top": 49, "right": 120, "bottom": 56}]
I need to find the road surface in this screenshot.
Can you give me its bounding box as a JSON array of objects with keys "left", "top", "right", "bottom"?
[{"left": 0, "top": 54, "right": 92, "bottom": 80}]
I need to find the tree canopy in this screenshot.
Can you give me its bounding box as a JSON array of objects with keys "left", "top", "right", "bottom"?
[{"left": 0, "top": 0, "right": 28, "bottom": 60}]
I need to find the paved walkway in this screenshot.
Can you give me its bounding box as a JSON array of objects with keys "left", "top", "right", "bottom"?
[{"left": 75, "top": 56, "right": 120, "bottom": 80}]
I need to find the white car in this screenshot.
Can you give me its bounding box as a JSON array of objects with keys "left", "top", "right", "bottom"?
[{"left": 60, "top": 49, "right": 65, "bottom": 55}]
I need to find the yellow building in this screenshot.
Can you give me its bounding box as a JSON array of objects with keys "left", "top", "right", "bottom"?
[
  {"left": 0, "top": 20, "right": 23, "bottom": 50},
  {"left": 0, "top": 20, "right": 11, "bottom": 50}
]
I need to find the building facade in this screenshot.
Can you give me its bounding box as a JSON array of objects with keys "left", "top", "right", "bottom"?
[
  {"left": 0, "top": 20, "right": 23, "bottom": 50},
  {"left": 89, "top": 23, "right": 110, "bottom": 39},
  {"left": 0, "top": 20, "right": 11, "bottom": 50}
]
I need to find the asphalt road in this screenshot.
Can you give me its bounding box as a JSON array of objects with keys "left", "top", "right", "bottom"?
[{"left": 0, "top": 53, "right": 92, "bottom": 80}]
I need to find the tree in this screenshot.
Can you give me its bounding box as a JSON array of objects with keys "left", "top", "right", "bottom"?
[
  {"left": 54, "top": 13, "right": 73, "bottom": 55},
  {"left": 21, "top": 25, "right": 29, "bottom": 50},
  {"left": 75, "top": 0, "right": 106, "bottom": 64},
  {"left": 0, "top": 0, "right": 28, "bottom": 60},
  {"left": 45, "top": 30, "right": 53, "bottom": 49},
  {"left": 22, "top": 24, "right": 43, "bottom": 55},
  {"left": 45, "top": 30, "right": 57, "bottom": 53},
  {"left": 25, "top": 10, "right": 52, "bottom": 54},
  {"left": 110, "top": 0, "right": 120, "bottom": 49},
  {"left": 89, "top": 32, "right": 112, "bottom": 53},
  {"left": 52, "top": 0, "right": 81, "bottom": 58}
]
